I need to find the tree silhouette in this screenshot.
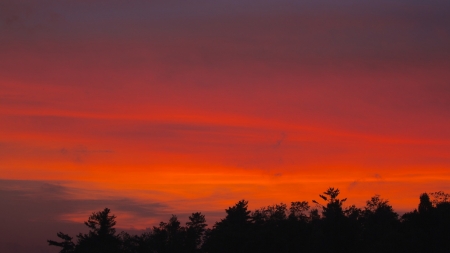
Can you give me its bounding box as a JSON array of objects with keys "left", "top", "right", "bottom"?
[
  {"left": 48, "top": 208, "right": 121, "bottom": 253},
  {"left": 185, "top": 212, "right": 207, "bottom": 253},
  {"left": 47, "top": 232, "right": 75, "bottom": 253},
  {"left": 418, "top": 193, "right": 433, "bottom": 214},
  {"left": 203, "top": 200, "right": 251, "bottom": 253},
  {"left": 48, "top": 189, "right": 450, "bottom": 253},
  {"left": 223, "top": 200, "right": 251, "bottom": 225},
  {"left": 289, "top": 201, "right": 310, "bottom": 221},
  {"left": 76, "top": 208, "right": 122, "bottom": 253},
  {"left": 312, "top": 187, "right": 355, "bottom": 253},
  {"left": 165, "top": 215, "right": 185, "bottom": 253},
  {"left": 430, "top": 191, "right": 450, "bottom": 205},
  {"left": 401, "top": 191, "right": 450, "bottom": 253},
  {"left": 313, "top": 187, "right": 347, "bottom": 220},
  {"left": 361, "top": 195, "right": 400, "bottom": 253}
]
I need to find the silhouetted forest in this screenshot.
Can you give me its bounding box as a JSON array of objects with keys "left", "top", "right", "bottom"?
[{"left": 48, "top": 188, "right": 450, "bottom": 253}]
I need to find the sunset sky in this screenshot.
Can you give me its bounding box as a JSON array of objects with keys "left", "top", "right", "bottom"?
[{"left": 1, "top": 0, "right": 450, "bottom": 252}]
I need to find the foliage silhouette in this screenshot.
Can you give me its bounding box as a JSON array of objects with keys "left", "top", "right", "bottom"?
[
  {"left": 202, "top": 200, "right": 252, "bottom": 253},
  {"left": 48, "top": 189, "right": 450, "bottom": 253},
  {"left": 47, "top": 232, "right": 75, "bottom": 253},
  {"left": 185, "top": 212, "right": 207, "bottom": 252}
]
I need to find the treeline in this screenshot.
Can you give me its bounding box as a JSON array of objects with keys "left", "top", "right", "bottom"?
[{"left": 48, "top": 188, "right": 450, "bottom": 253}]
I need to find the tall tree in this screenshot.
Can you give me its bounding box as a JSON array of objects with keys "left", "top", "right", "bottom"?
[
  {"left": 312, "top": 188, "right": 356, "bottom": 253},
  {"left": 203, "top": 200, "right": 251, "bottom": 253},
  {"left": 76, "top": 208, "right": 122, "bottom": 253},
  {"left": 418, "top": 193, "right": 433, "bottom": 214},
  {"left": 166, "top": 215, "right": 185, "bottom": 253},
  {"left": 313, "top": 187, "right": 347, "bottom": 220},
  {"left": 186, "top": 212, "right": 207, "bottom": 252},
  {"left": 361, "top": 195, "right": 400, "bottom": 253},
  {"left": 223, "top": 200, "right": 251, "bottom": 225}
]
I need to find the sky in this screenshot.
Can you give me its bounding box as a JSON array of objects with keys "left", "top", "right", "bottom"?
[{"left": 1, "top": 0, "right": 450, "bottom": 252}]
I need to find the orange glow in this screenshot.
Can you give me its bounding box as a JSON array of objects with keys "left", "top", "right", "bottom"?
[{"left": 1, "top": 1, "right": 450, "bottom": 235}]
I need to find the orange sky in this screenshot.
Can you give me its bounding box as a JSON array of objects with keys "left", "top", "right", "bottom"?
[{"left": 1, "top": 1, "right": 450, "bottom": 252}]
